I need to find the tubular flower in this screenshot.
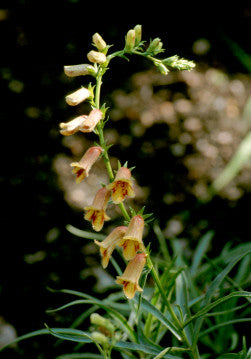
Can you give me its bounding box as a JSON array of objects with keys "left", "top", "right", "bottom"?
[
  {"left": 87, "top": 50, "right": 107, "bottom": 64},
  {"left": 65, "top": 87, "right": 91, "bottom": 106},
  {"left": 84, "top": 187, "right": 111, "bottom": 232},
  {"left": 116, "top": 252, "right": 147, "bottom": 299},
  {"left": 59, "top": 115, "right": 88, "bottom": 136},
  {"left": 70, "top": 146, "right": 103, "bottom": 183},
  {"left": 118, "top": 215, "right": 145, "bottom": 260},
  {"left": 95, "top": 226, "right": 127, "bottom": 268},
  {"left": 64, "top": 64, "right": 96, "bottom": 77},
  {"left": 79, "top": 108, "right": 103, "bottom": 133},
  {"left": 107, "top": 167, "right": 135, "bottom": 204}
]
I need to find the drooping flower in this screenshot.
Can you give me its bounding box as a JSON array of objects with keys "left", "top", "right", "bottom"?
[
  {"left": 118, "top": 215, "right": 145, "bottom": 260},
  {"left": 59, "top": 115, "right": 88, "bottom": 136},
  {"left": 116, "top": 252, "right": 147, "bottom": 299},
  {"left": 95, "top": 226, "right": 127, "bottom": 268},
  {"left": 70, "top": 146, "right": 103, "bottom": 183},
  {"left": 65, "top": 87, "right": 91, "bottom": 106},
  {"left": 79, "top": 108, "right": 103, "bottom": 133},
  {"left": 107, "top": 167, "right": 135, "bottom": 204},
  {"left": 84, "top": 187, "right": 111, "bottom": 232}
]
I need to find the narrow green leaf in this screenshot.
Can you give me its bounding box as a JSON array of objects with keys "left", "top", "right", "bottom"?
[
  {"left": 0, "top": 328, "right": 51, "bottom": 351},
  {"left": 46, "top": 291, "right": 137, "bottom": 342},
  {"left": 176, "top": 272, "right": 193, "bottom": 344},
  {"left": 199, "top": 318, "right": 251, "bottom": 338},
  {"left": 45, "top": 325, "right": 92, "bottom": 343},
  {"left": 184, "top": 291, "right": 251, "bottom": 327},
  {"left": 190, "top": 231, "right": 214, "bottom": 276},
  {"left": 133, "top": 296, "right": 182, "bottom": 341},
  {"left": 153, "top": 347, "right": 171, "bottom": 359},
  {"left": 114, "top": 341, "right": 182, "bottom": 359},
  {"left": 153, "top": 221, "right": 171, "bottom": 262}
]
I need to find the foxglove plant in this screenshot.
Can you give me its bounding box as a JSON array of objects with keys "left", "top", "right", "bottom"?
[
  {"left": 2, "top": 25, "right": 250, "bottom": 359},
  {"left": 56, "top": 25, "right": 199, "bottom": 358}
]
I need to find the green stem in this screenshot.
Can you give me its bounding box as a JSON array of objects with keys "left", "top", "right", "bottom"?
[
  {"left": 95, "top": 67, "right": 130, "bottom": 222},
  {"left": 95, "top": 70, "right": 114, "bottom": 182},
  {"left": 146, "top": 255, "right": 182, "bottom": 330}
]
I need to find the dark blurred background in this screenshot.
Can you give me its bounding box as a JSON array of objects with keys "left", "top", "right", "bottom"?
[{"left": 0, "top": 1, "right": 250, "bottom": 358}]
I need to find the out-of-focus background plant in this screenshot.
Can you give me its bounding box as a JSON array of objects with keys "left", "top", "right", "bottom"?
[{"left": 0, "top": 2, "right": 250, "bottom": 358}]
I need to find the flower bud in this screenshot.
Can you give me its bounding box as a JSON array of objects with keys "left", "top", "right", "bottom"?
[
  {"left": 155, "top": 62, "right": 169, "bottom": 75},
  {"left": 91, "top": 331, "right": 109, "bottom": 346},
  {"left": 92, "top": 33, "right": 107, "bottom": 51},
  {"left": 125, "top": 29, "right": 135, "bottom": 52},
  {"left": 90, "top": 313, "right": 115, "bottom": 333},
  {"left": 64, "top": 64, "right": 96, "bottom": 77},
  {"left": 87, "top": 50, "right": 107, "bottom": 64},
  {"left": 134, "top": 25, "right": 142, "bottom": 46},
  {"left": 162, "top": 55, "right": 196, "bottom": 71},
  {"left": 65, "top": 87, "right": 91, "bottom": 106},
  {"left": 147, "top": 38, "right": 162, "bottom": 55}
]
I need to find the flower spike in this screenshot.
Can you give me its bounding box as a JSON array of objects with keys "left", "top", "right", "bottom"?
[
  {"left": 116, "top": 252, "right": 147, "bottom": 299},
  {"left": 107, "top": 167, "right": 135, "bottom": 204},
  {"left": 118, "top": 214, "right": 145, "bottom": 260},
  {"left": 84, "top": 187, "right": 111, "bottom": 232},
  {"left": 70, "top": 146, "right": 103, "bottom": 183},
  {"left": 95, "top": 226, "right": 127, "bottom": 268}
]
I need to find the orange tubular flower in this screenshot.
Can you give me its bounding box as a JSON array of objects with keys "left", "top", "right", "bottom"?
[
  {"left": 118, "top": 215, "right": 145, "bottom": 260},
  {"left": 59, "top": 115, "right": 88, "bottom": 136},
  {"left": 116, "top": 252, "right": 147, "bottom": 299},
  {"left": 107, "top": 167, "right": 135, "bottom": 204},
  {"left": 70, "top": 146, "right": 103, "bottom": 183},
  {"left": 84, "top": 187, "right": 111, "bottom": 232},
  {"left": 79, "top": 109, "right": 103, "bottom": 133},
  {"left": 95, "top": 226, "right": 127, "bottom": 268}
]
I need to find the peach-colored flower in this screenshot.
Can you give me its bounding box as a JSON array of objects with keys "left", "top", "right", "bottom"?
[
  {"left": 65, "top": 87, "right": 91, "bottom": 106},
  {"left": 70, "top": 146, "right": 103, "bottom": 183},
  {"left": 107, "top": 167, "right": 135, "bottom": 204},
  {"left": 59, "top": 115, "right": 88, "bottom": 136},
  {"left": 118, "top": 215, "right": 145, "bottom": 260},
  {"left": 79, "top": 109, "right": 103, "bottom": 133},
  {"left": 64, "top": 64, "right": 96, "bottom": 77},
  {"left": 116, "top": 253, "right": 147, "bottom": 299},
  {"left": 95, "top": 226, "right": 127, "bottom": 268},
  {"left": 84, "top": 188, "right": 111, "bottom": 232}
]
